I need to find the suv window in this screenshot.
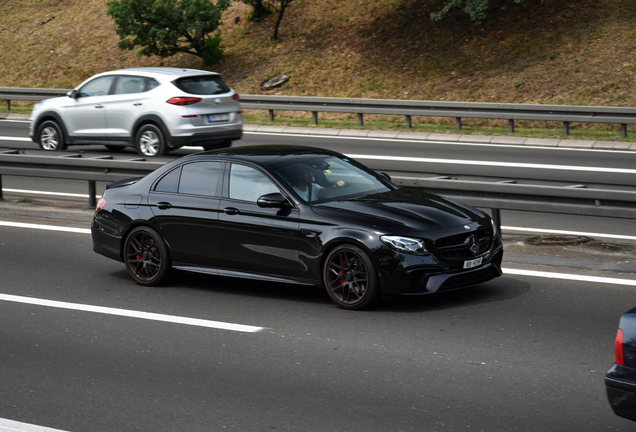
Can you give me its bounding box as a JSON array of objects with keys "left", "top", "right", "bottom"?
[
  {"left": 173, "top": 75, "right": 230, "bottom": 95},
  {"left": 78, "top": 76, "right": 115, "bottom": 97},
  {"left": 113, "top": 76, "right": 146, "bottom": 95}
]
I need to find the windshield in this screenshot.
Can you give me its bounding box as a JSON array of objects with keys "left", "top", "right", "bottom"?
[{"left": 273, "top": 155, "right": 392, "bottom": 203}]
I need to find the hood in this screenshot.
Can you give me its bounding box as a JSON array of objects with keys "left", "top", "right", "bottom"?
[{"left": 313, "top": 188, "right": 489, "bottom": 233}]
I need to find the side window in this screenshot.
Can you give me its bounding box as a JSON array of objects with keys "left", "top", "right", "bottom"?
[
  {"left": 113, "top": 76, "right": 146, "bottom": 95},
  {"left": 78, "top": 76, "right": 115, "bottom": 97},
  {"left": 178, "top": 162, "right": 223, "bottom": 196},
  {"left": 229, "top": 164, "right": 279, "bottom": 203},
  {"left": 146, "top": 78, "right": 160, "bottom": 91},
  {"left": 154, "top": 167, "right": 181, "bottom": 193}
]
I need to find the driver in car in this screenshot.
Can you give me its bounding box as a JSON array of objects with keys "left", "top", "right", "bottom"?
[{"left": 289, "top": 166, "right": 345, "bottom": 202}]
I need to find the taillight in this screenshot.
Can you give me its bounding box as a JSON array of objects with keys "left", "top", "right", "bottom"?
[
  {"left": 615, "top": 328, "right": 625, "bottom": 366},
  {"left": 232, "top": 93, "right": 240, "bottom": 101},
  {"left": 167, "top": 97, "right": 202, "bottom": 106},
  {"left": 95, "top": 197, "right": 107, "bottom": 213}
]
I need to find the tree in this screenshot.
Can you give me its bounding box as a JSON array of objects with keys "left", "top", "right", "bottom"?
[
  {"left": 265, "top": 0, "right": 295, "bottom": 41},
  {"left": 431, "top": 0, "right": 524, "bottom": 24},
  {"left": 106, "top": 0, "right": 231, "bottom": 66},
  {"left": 240, "top": 0, "right": 269, "bottom": 21}
]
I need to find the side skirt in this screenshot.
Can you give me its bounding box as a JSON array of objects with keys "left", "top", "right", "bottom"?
[{"left": 173, "top": 265, "right": 319, "bottom": 286}]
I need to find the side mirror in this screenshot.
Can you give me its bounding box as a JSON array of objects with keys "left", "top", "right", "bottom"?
[
  {"left": 257, "top": 192, "right": 291, "bottom": 209},
  {"left": 380, "top": 172, "right": 392, "bottom": 182},
  {"left": 67, "top": 89, "right": 79, "bottom": 99}
]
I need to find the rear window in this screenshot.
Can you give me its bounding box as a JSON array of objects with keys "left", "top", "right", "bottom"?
[{"left": 173, "top": 75, "right": 230, "bottom": 95}]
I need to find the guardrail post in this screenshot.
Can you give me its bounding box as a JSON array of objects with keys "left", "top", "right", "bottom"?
[
  {"left": 268, "top": 110, "right": 275, "bottom": 122},
  {"left": 491, "top": 208, "right": 501, "bottom": 239},
  {"left": 563, "top": 121, "right": 570, "bottom": 136},
  {"left": 312, "top": 111, "right": 318, "bottom": 125},
  {"left": 5, "top": 100, "right": 9, "bottom": 111},
  {"left": 88, "top": 180, "right": 96, "bottom": 208},
  {"left": 455, "top": 117, "right": 462, "bottom": 130},
  {"left": 405, "top": 115, "right": 412, "bottom": 129},
  {"left": 508, "top": 119, "right": 515, "bottom": 133},
  {"left": 0, "top": 174, "right": 3, "bottom": 201},
  {"left": 358, "top": 113, "right": 364, "bottom": 127},
  {"left": 621, "top": 123, "right": 628, "bottom": 138}
]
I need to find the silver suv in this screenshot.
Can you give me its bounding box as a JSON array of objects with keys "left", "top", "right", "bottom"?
[{"left": 30, "top": 67, "right": 243, "bottom": 156}]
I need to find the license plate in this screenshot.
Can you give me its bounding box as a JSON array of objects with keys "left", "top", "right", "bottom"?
[
  {"left": 207, "top": 114, "right": 230, "bottom": 123},
  {"left": 463, "top": 257, "right": 483, "bottom": 269}
]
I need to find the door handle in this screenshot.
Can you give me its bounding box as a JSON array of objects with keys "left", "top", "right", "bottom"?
[
  {"left": 95, "top": 105, "right": 104, "bottom": 109},
  {"left": 224, "top": 207, "right": 240, "bottom": 215},
  {"left": 156, "top": 202, "right": 172, "bottom": 210},
  {"left": 133, "top": 103, "right": 143, "bottom": 106}
]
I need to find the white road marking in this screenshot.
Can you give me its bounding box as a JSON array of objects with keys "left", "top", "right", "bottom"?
[
  {"left": 347, "top": 153, "right": 636, "bottom": 174},
  {"left": 502, "top": 226, "right": 636, "bottom": 241},
  {"left": 3, "top": 188, "right": 93, "bottom": 198},
  {"left": 0, "top": 417, "right": 70, "bottom": 432},
  {"left": 503, "top": 268, "right": 636, "bottom": 286},
  {"left": 0, "top": 136, "right": 31, "bottom": 141},
  {"left": 0, "top": 221, "right": 90, "bottom": 234},
  {"left": 0, "top": 293, "right": 265, "bottom": 333}
]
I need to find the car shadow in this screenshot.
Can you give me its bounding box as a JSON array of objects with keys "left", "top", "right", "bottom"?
[{"left": 107, "top": 269, "right": 528, "bottom": 312}]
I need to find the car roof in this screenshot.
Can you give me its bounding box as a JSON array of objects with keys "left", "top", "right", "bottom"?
[
  {"left": 184, "top": 145, "right": 342, "bottom": 168},
  {"left": 94, "top": 67, "right": 220, "bottom": 80}
]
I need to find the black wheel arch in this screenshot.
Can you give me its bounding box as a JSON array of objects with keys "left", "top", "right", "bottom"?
[{"left": 132, "top": 115, "right": 172, "bottom": 147}]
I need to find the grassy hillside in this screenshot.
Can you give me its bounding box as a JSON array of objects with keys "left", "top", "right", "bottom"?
[{"left": 2, "top": 0, "right": 636, "bottom": 137}]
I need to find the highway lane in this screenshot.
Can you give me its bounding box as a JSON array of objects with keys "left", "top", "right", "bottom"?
[
  {"left": 1, "top": 119, "right": 635, "bottom": 238},
  {"left": 1, "top": 222, "right": 636, "bottom": 431}
]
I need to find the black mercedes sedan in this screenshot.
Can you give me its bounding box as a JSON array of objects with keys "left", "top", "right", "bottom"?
[
  {"left": 606, "top": 308, "right": 636, "bottom": 421},
  {"left": 91, "top": 145, "right": 503, "bottom": 309}
]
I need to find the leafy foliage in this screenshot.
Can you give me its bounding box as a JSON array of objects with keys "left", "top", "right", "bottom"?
[
  {"left": 106, "top": 0, "right": 231, "bottom": 64},
  {"left": 431, "top": 0, "right": 525, "bottom": 24}
]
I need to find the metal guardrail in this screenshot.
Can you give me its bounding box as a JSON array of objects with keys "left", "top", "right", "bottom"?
[
  {"left": 0, "top": 152, "right": 634, "bottom": 236},
  {"left": 2, "top": 87, "right": 636, "bottom": 137}
]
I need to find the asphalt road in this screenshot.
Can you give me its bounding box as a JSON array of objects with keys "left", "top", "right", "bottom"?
[{"left": 0, "top": 223, "right": 635, "bottom": 432}]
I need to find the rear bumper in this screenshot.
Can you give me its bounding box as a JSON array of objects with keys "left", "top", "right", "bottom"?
[
  {"left": 606, "top": 365, "right": 636, "bottom": 422},
  {"left": 168, "top": 128, "right": 243, "bottom": 147}
]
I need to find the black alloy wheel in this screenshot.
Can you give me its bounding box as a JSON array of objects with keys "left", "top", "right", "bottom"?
[
  {"left": 124, "top": 226, "right": 170, "bottom": 286},
  {"left": 37, "top": 120, "right": 67, "bottom": 151},
  {"left": 323, "top": 244, "right": 380, "bottom": 310}
]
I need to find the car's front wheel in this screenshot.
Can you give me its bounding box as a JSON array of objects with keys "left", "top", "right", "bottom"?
[
  {"left": 37, "top": 120, "right": 67, "bottom": 151},
  {"left": 124, "top": 226, "right": 170, "bottom": 286},
  {"left": 323, "top": 244, "right": 380, "bottom": 310},
  {"left": 135, "top": 124, "right": 166, "bottom": 157}
]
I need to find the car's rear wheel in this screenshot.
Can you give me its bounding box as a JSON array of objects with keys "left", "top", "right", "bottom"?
[
  {"left": 124, "top": 226, "right": 170, "bottom": 286},
  {"left": 37, "top": 120, "right": 67, "bottom": 151},
  {"left": 135, "top": 124, "right": 166, "bottom": 157},
  {"left": 323, "top": 244, "right": 380, "bottom": 310}
]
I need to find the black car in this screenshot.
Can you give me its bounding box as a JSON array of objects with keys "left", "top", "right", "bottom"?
[
  {"left": 606, "top": 308, "right": 636, "bottom": 421},
  {"left": 91, "top": 145, "right": 503, "bottom": 309}
]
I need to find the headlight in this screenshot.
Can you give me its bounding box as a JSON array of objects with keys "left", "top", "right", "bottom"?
[
  {"left": 380, "top": 235, "right": 430, "bottom": 255},
  {"left": 491, "top": 219, "right": 498, "bottom": 237}
]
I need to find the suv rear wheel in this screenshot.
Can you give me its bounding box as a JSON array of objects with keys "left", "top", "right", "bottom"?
[{"left": 135, "top": 124, "right": 166, "bottom": 157}]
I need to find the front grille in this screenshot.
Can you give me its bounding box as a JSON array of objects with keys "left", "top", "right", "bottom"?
[{"left": 435, "top": 228, "right": 494, "bottom": 261}]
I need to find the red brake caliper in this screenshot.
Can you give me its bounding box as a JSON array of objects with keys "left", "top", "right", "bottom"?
[{"left": 339, "top": 260, "right": 347, "bottom": 284}]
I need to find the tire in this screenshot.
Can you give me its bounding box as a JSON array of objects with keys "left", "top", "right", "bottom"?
[
  {"left": 135, "top": 124, "right": 166, "bottom": 157},
  {"left": 124, "top": 226, "right": 170, "bottom": 286},
  {"left": 323, "top": 244, "right": 380, "bottom": 310},
  {"left": 37, "top": 120, "right": 67, "bottom": 151}
]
